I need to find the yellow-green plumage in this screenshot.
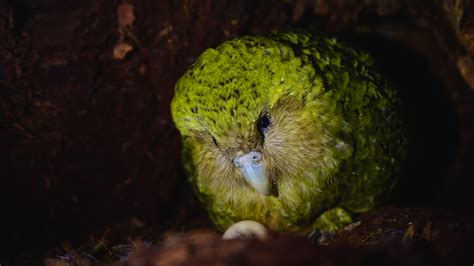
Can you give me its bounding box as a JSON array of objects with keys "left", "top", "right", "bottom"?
[{"left": 171, "top": 32, "right": 406, "bottom": 233}]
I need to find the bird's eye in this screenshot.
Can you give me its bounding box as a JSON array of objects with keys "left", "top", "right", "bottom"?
[
  {"left": 258, "top": 113, "right": 272, "bottom": 135},
  {"left": 212, "top": 136, "right": 219, "bottom": 147}
]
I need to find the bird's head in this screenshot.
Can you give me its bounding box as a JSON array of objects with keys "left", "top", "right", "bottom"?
[{"left": 171, "top": 35, "right": 344, "bottom": 198}]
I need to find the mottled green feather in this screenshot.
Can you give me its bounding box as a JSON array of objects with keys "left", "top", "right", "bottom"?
[{"left": 171, "top": 31, "right": 406, "bottom": 233}]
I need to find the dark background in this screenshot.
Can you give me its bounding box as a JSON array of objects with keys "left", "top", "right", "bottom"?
[{"left": 1, "top": 0, "right": 474, "bottom": 264}]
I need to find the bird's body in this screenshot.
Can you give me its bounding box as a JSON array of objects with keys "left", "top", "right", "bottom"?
[{"left": 171, "top": 32, "right": 406, "bottom": 233}]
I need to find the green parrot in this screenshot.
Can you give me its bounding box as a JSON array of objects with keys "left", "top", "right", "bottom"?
[{"left": 171, "top": 31, "right": 406, "bottom": 234}]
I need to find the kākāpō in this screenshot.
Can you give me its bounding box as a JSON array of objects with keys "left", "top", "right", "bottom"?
[{"left": 171, "top": 31, "right": 406, "bottom": 235}]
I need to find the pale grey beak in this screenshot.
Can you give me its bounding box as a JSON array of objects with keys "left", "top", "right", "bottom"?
[{"left": 234, "top": 151, "right": 271, "bottom": 196}]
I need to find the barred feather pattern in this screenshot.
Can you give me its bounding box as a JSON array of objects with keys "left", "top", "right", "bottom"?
[{"left": 171, "top": 32, "right": 406, "bottom": 232}]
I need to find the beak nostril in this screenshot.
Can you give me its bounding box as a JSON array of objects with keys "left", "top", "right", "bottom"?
[
  {"left": 252, "top": 153, "right": 262, "bottom": 162},
  {"left": 234, "top": 151, "right": 262, "bottom": 168}
]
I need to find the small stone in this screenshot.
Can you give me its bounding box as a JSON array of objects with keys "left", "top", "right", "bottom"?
[
  {"left": 113, "top": 42, "right": 133, "bottom": 60},
  {"left": 223, "top": 220, "right": 268, "bottom": 240}
]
